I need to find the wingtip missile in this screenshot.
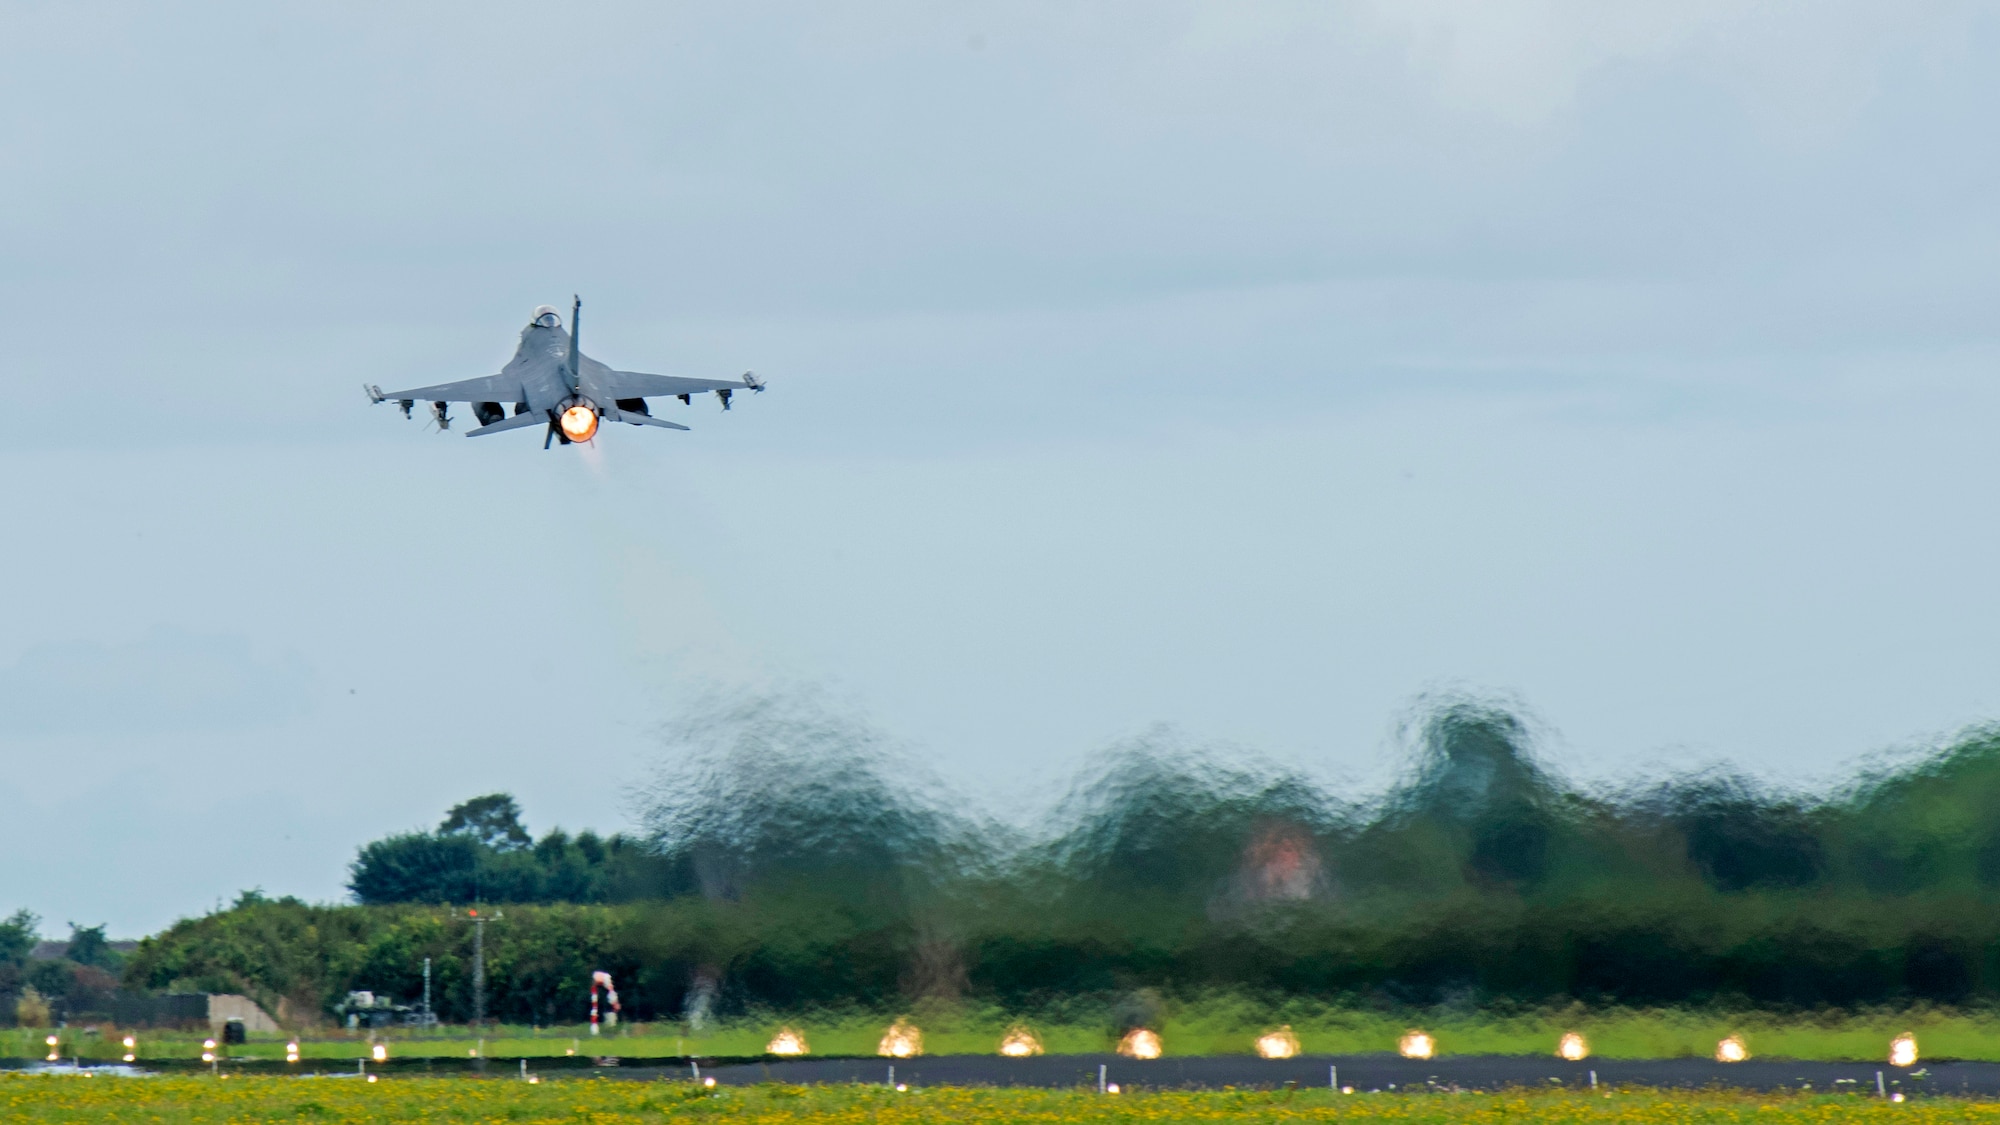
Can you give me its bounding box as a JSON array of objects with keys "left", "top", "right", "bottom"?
[{"left": 364, "top": 383, "right": 385, "bottom": 404}]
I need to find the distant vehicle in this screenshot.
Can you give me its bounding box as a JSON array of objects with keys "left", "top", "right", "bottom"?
[
  {"left": 336, "top": 990, "right": 409, "bottom": 1030},
  {"left": 366, "top": 297, "right": 764, "bottom": 448}
]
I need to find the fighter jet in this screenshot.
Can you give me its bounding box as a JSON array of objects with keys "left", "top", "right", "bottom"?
[{"left": 365, "top": 297, "right": 764, "bottom": 447}]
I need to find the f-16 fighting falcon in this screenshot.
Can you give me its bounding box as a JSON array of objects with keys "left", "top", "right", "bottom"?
[{"left": 365, "top": 297, "right": 764, "bottom": 447}]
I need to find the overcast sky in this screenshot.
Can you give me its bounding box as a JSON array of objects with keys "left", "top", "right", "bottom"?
[{"left": 4, "top": 1, "right": 1999, "bottom": 935}]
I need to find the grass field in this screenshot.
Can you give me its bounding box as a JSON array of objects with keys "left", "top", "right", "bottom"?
[
  {"left": 4, "top": 1003, "right": 1997, "bottom": 1063},
  {"left": 1, "top": 1075, "right": 1995, "bottom": 1124}
]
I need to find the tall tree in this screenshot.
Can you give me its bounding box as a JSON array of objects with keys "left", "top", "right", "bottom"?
[
  {"left": 65, "top": 923, "right": 113, "bottom": 968},
  {"left": 439, "top": 793, "right": 532, "bottom": 851},
  {"left": 0, "top": 909, "right": 38, "bottom": 965}
]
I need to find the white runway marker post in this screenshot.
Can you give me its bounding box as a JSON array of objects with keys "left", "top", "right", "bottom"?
[{"left": 1099, "top": 1063, "right": 1107, "bottom": 1093}]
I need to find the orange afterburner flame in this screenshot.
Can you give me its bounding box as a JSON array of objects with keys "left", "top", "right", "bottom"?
[
  {"left": 999, "top": 1027, "right": 1043, "bottom": 1057},
  {"left": 1255, "top": 1026, "right": 1300, "bottom": 1059},
  {"left": 766, "top": 1028, "right": 809, "bottom": 1056},
  {"left": 878, "top": 1019, "right": 923, "bottom": 1058},
  {"left": 560, "top": 405, "right": 598, "bottom": 442},
  {"left": 1117, "top": 1028, "right": 1163, "bottom": 1059},
  {"left": 1716, "top": 1034, "right": 1749, "bottom": 1063},
  {"left": 1890, "top": 1033, "right": 1918, "bottom": 1068},
  {"left": 1557, "top": 1032, "right": 1589, "bottom": 1061},
  {"left": 1399, "top": 1030, "right": 1435, "bottom": 1059}
]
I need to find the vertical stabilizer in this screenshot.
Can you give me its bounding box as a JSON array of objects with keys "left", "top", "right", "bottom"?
[{"left": 565, "top": 295, "right": 582, "bottom": 386}]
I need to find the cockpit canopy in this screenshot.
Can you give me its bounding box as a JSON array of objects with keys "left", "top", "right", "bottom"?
[{"left": 531, "top": 305, "right": 562, "bottom": 329}]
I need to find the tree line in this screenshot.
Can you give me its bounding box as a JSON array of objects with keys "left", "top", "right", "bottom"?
[
  {"left": 346, "top": 793, "right": 668, "bottom": 906},
  {"left": 112, "top": 694, "right": 2000, "bottom": 1023},
  {"left": 3, "top": 910, "right": 125, "bottom": 1026}
]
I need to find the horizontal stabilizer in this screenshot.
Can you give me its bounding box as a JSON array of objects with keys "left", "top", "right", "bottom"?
[
  {"left": 620, "top": 413, "right": 691, "bottom": 431},
  {"left": 466, "top": 411, "right": 550, "bottom": 437}
]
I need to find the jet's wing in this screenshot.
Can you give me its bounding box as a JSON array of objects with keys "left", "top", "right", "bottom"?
[
  {"left": 599, "top": 371, "right": 764, "bottom": 399},
  {"left": 372, "top": 374, "right": 522, "bottom": 403}
]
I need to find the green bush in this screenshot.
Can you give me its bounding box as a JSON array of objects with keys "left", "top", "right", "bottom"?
[{"left": 149, "top": 693, "right": 2000, "bottom": 1021}]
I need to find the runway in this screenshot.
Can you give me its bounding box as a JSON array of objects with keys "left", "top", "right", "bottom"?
[
  {"left": 682, "top": 1053, "right": 1984, "bottom": 1096},
  {"left": 24, "top": 1053, "right": 1992, "bottom": 1096}
]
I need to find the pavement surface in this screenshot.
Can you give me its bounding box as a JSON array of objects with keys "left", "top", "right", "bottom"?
[
  {"left": 14, "top": 1053, "right": 1997, "bottom": 1096},
  {"left": 685, "top": 1054, "right": 1987, "bottom": 1096}
]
